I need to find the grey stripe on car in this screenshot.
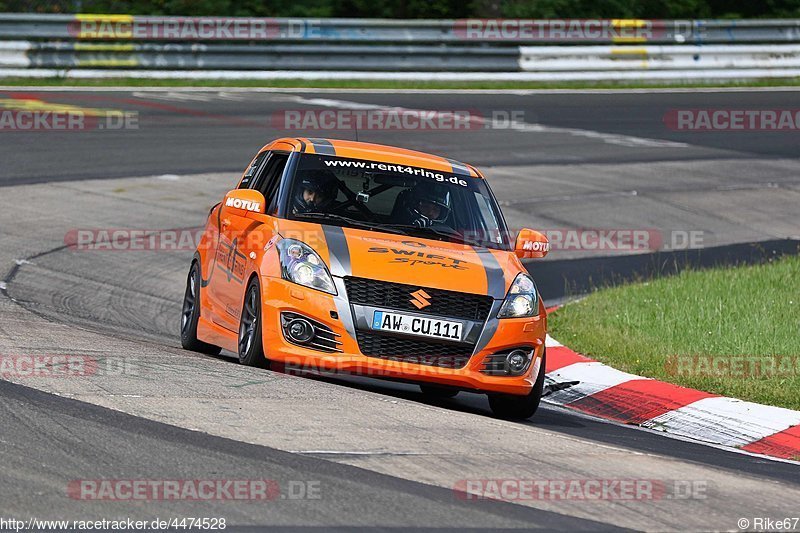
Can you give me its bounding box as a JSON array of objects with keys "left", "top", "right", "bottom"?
[
  {"left": 307, "top": 138, "right": 337, "bottom": 156},
  {"left": 322, "top": 225, "right": 358, "bottom": 340},
  {"left": 322, "top": 225, "right": 351, "bottom": 277},
  {"left": 446, "top": 158, "right": 471, "bottom": 176}
]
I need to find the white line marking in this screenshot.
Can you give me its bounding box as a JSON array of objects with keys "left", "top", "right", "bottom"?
[
  {"left": 164, "top": 91, "right": 213, "bottom": 101},
  {"left": 288, "top": 450, "right": 437, "bottom": 456},
  {"left": 132, "top": 91, "right": 212, "bottom": 102},
  {"left": 132, "top": 91, "right": 168, "bottom": 100},
  {"left": 292, "top": 97, "right": 387, "bottom": 111},
  {"left": 215, "top": 91, "right": 250, "bottom": 100},
  {"left": 499, "top": 190, "right": 638, "bottom": 206},
  {"left": 287, "top": 95, "right": 688, "bottom": 149}
]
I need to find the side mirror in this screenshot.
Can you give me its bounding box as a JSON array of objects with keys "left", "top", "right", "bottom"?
[
  {"left": 515, "top": 229, "right": 550, "bottom": 259},
  {"left": 222, "top": 189, "right": 266, "bottom": 216}
]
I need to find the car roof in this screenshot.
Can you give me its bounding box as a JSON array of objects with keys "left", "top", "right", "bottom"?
[{"left": 260, "top": 137, "right": 483, "bottom": 179}]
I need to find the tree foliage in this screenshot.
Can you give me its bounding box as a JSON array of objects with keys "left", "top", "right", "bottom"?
[{"left": 3, "top": 0, "right": 799, "bottom": 18}]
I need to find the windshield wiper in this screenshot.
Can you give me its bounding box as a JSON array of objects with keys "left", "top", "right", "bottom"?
[{"left": 294, "top": 212, "right": 410, "bottom": 236}]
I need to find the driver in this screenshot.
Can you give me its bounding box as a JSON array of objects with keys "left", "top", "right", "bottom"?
[
  {"left": 292, "top": 169, "right": 339, "bottom": 215},
  {"left": 401, "top": 184, "right": 452, "bottom": 228}
]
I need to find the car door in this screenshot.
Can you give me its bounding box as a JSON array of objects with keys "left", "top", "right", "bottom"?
[
  {"left": 210, "top": 151, "right": 290, "bottom": 332},
  {"left": 202, "top": 151, "right": 266, "bottom": 329}
]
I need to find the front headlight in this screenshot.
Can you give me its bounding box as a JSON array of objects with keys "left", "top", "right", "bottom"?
[
  {"left": 277, "top": 239, "right": 337, "bottom": 295},
  {"left": 497, "top": 273, "right": 539, "bottom": 318}
]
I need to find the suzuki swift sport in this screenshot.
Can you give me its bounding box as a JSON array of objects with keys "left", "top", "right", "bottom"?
[{"left": 181, "top": 138, "right": 551, "bottom": 419}]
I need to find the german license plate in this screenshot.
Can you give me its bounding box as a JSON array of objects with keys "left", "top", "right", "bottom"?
[{"left": 371, "top": 311, "right": 462, "bottom": 341}]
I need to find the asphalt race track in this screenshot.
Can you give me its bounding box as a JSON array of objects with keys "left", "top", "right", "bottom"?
[{"left": 1, "top": 87, "right": 799, "bottom": 531}]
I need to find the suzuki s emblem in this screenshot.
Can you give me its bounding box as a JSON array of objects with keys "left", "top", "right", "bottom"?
[{"left": 409, "top": 289, "right": 432, "bottom": 309}]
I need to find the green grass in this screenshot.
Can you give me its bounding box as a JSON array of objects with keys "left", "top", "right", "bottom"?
[
  {"left": 549, "top": 255, "right": 800, "bottom": 410},
  {"left": 1, "top": 77, "right": 800, "bottom": 90}
]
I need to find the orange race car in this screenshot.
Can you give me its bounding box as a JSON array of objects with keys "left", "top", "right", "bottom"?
[{"left": 181, "top": 138, "right": 551, "bottom": 419}]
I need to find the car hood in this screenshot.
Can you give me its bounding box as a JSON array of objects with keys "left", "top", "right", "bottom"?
[{"left": 276, "top": 220, "right": 518, "bottom": 299}]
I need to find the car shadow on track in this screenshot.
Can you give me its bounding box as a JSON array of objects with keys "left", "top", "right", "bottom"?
[
  {"left": 201, "top": 349, "right": 800, "bottom": 484},
  {"left": 211, "top": 349, "right": 584, "bottom": 428}
]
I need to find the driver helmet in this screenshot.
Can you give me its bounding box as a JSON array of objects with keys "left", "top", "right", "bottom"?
[
  {"left": 406, "top": 184, "right": 451, "bottom": 227},
  {"left": 293, "top": 169, "right": 339, "bottom": 214}
]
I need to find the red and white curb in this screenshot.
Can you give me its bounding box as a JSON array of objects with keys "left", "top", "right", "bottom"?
[{"left": 542, "top": 334, "right": 800, "bottom": 462}]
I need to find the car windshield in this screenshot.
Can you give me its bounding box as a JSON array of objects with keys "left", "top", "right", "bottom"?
[{"left": 286, "top": 153, "right": 511, "bottom": 250}]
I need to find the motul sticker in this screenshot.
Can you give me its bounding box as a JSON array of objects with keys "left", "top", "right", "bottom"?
[{"left": 225, "top": 197, "right": 261, "bottom": 212}]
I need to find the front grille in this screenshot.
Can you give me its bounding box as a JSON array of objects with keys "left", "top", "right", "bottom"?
[
  {"left": 344, "top": 277, "right": 493, "bottom": 321},
  {"left": 356, "top": 331, "right": 473, "bottom": 369}
]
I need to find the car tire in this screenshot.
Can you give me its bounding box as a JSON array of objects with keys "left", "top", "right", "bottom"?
[
  {"left": 238, "top": 277, "right": 269, "bottom": 369},
  {"left": 181, "top": 262, "right": 222, "bottom": 356},
  {"left": 488, "top": 347, "right": 546, "bottom": 420},
  {"left": 419, "top": 384, "right": 459, "bottom": 398}
]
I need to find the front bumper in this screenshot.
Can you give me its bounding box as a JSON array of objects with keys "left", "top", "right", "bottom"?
[{"left": 261, "top": 277, "right": 546, "bottom": 396}]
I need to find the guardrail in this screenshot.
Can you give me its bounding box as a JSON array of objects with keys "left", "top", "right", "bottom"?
[
  {"left": 519, "top": 45, "right": 800, "bottom": 71},
  {"left": 0, "top": 41, "right": 521, "bottom": 71},
  {"left": 1, "top": 14, "right": 800, "bottom": 81}
]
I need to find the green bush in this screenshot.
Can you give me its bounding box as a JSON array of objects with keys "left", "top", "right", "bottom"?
[{"left": 3, "top": 0, "right": 800, "bottom": 18}]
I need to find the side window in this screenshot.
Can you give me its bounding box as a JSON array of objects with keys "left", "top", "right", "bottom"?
[
  {"left": 239, "top": 152, "right": 267, "bottom": 189},
  {"left": 255, "top": 153, "right": 290, "bottom": 214}
]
